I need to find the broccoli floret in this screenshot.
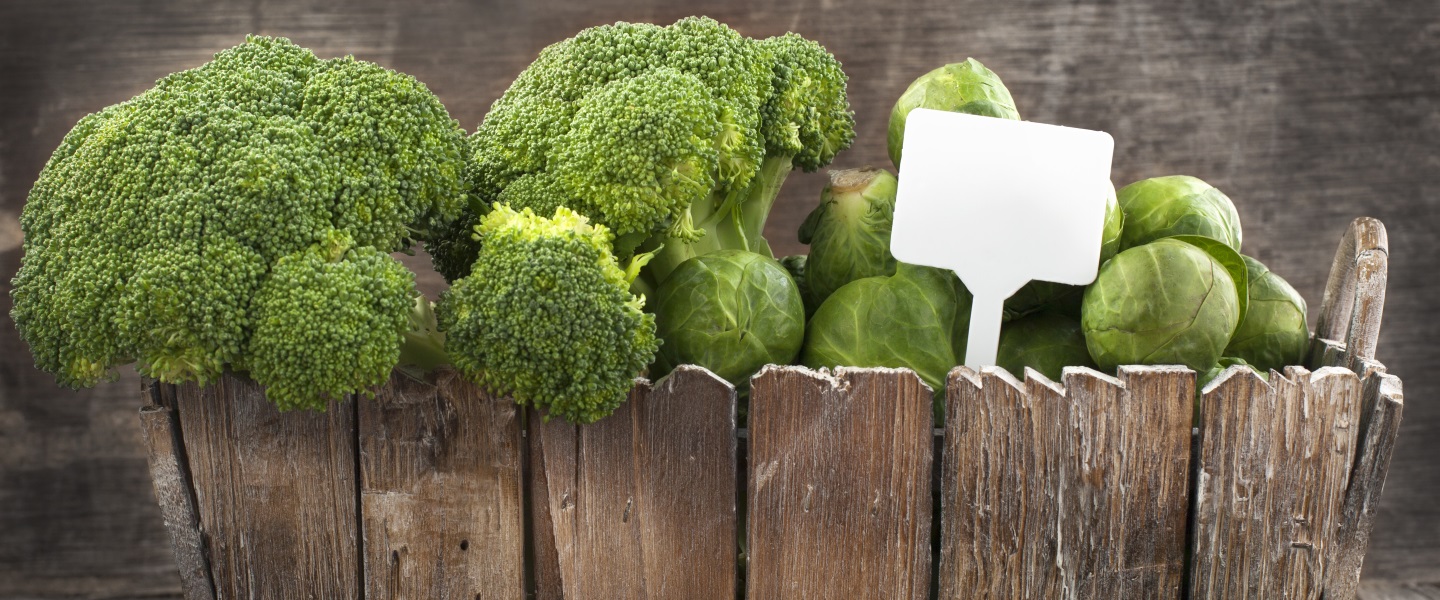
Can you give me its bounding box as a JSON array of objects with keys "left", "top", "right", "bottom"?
[
  {"left": 436, "top": 205, "right": 658, "bottom": 424},
  {"left": 432, "top": 17, "right": 854, "bottom": 287},
  {"left": 10, "top": 36, "right": 467, "bottom": 406},
  {"left": 247, "top": 231, "right": 417, "bottom": 410}
]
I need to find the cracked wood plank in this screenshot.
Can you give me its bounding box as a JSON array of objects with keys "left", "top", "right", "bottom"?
[
  {"left": 529, "top": 365, "right": 737, "bottom": 599},
  {"left": 940, "top": 366, "right": 1191, "bottom": 599},
  {"left": 138, "top": 382, "right": 215, "bottom": 600},
  {"left": 172, "top": 374, "right": 359, "bottom": 600},
  {"left": 747, "top": 366, "right": 933, "bottom": 600},
  {"left": 358, "top": 370, "right": 525, "bottom": 599},
  {"left": 1189, "top": 367, "right": 1362, "bottom": 599}
]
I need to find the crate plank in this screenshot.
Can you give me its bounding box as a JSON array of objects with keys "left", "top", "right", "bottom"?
[
  {"left": 357, "top": 370, "right": 525, "bottom": 599},
  {"left": 529, "top": 365, "right": 737, "bottom": 599},
  {"left": 139, "top": 383, "right": 215, "bottom": 600},
  {"left": 747, "top": 366, "right": 933, "bottom": 600},
  {"left": 1314, "top": 217, "right": 1388, "bottom": 360},
  {"left": 1189, "top": 367, "right": 1362, "bottom": 599},
  {"left": 173, "top": 374, "right": 360, "bottom": 600},
  {"left": 940, "top": 366, "right": 1191, "bottom": 599},
  {"left": 1327, "top": 372, "right": 1406, "bottom": 600}
]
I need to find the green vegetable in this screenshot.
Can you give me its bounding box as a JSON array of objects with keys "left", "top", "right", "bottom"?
[
  {"left": 887, "top": 58, "right": 1020, "bottom": 168},
  {"left": 1199, "top": 356, "right": 1266, "bottom": 389},
  {"left": 1004, "top": 182, "right": 1123, "bottom": 320},
  {"left": 653, "top": 250, "right": 805, "bottom": 389},
  {"left": 802, "top": 263, "right": 971, "bottom": 420},
  {"left": 798, "top": 167, "right": 900, "bottom": 309},
  {"left": 445, "top": 17, "right": 855, "bottom": 292},
  {"left": 996, "top": 312, "right": 1096, "bottom": 382},
  {"left": 10, "top": 36, "right": 467, "bottom": 406},
  {"left": 247, "top": 231, "right": 417, "bottom": 410},
  {"left": 437, "top": 205, "right": 659, "bottom": 424},
  {"left": 1225, "top": 256, "right": 1309, "bottom": 371},
  {"left": 1117, "top": 175, "right": 1243, "bottom": 252},
  {"left": 778, "top": 255, "right": 813, "bottom": 316},
  {"left": 1081, "top": 238, "right": 1243, "bottom": 372}
]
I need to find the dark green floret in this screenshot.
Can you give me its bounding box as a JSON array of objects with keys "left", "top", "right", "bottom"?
[{"left": 10, "top": 36, "right": 467, "bottom": 406}]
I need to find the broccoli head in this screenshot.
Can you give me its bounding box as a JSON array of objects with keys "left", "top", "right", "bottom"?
[
  {"left": 10, "top": 36, "right": 467, "bottom": 406},
  {"left": 436, "top": 205, "right": 659, "bottom": 424},
  {"left": 432, "top": 17, "right": 855, "bottom": 286}
]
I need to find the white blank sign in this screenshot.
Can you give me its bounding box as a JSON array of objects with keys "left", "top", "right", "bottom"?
[{"left": 891, "top": 109, "right": 1115, "bottom": 368}]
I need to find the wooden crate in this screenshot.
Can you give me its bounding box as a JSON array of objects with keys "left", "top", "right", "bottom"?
[{"left": 139, "top": 218, "right": 1401, "bottom": 600}]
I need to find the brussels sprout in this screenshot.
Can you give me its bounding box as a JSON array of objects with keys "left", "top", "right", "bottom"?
[
  {"left": 798, "top": 168, "right": 899, "bottom": 310},
  {"left": 996, "top": 312, "right": 1096, "bottom": 381},
  {"left": 1005, "top": 182, "right": 1123, "bottom": 320},
  {"left": 1081, "top": 238, "right": 1243, "bottom": 372},
  {"left": 1117, "top": 175, "right": 1242, "bottom": 252},
  {"left": 802, "top": 263, "right": 971, "bottom": 421},
  {"left": 888, "top": 59, "right": 1020, "bottom": 168},
  {"left": 653, "top": 250, "right": 805, "bottom": 388},
  {"left": 1224, "top": 256, "right": 1309, "bottom": 371}
]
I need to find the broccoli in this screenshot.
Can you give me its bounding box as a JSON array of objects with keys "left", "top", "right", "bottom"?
[
  {"left": 436, "top": 205, "right": 658, "bottom": 424},
  {"left": 10, "top": 36, "right": 467, "bottom": 407},
  {"left": 431, "top": 17, "right": 855, "bottom": 292}
]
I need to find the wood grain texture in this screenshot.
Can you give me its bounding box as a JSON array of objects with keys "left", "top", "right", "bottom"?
[
  {"left": 747, "top": 366, "right": 932, "bottom": 600},
  {"left": 940, "top": 366, "right": 1191, "bottom": 599},
  {"left": 2, "top": 0, "right": 1438, "bottom": 595},
  {"left": 173, "top": 374, "right": 360, "bottom": 600},
  {"left": 1315, "top": 218, "right": 1389, "bottom": 360},
  {"left": 358, "top": 370, "right": 525, "bottom": 600},
  {"left": 138, "top": 384, "right": 215, "bottom": 600},
  {"left": 1327, "top": 370, "right": 1406, "bottom": 600},
  {"left": 1189, "top": 367, "right": 1362, "bottom": 599},
  {"left": 529, "top": 365, "right": 738, "bottom": 599}
]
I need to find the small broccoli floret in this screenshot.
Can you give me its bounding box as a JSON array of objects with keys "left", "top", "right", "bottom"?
[
  {"left": 437, "top": 205, "right": 659, "bottom": 424},
  {"left": 442, "top": 17, "right": 853, "bottom": 286},
  {"left": 11, "top": 36, "right": 466, "bottom": 406},
  {"left": 248, "top": 231, "right": 417, "bottom": 411}
]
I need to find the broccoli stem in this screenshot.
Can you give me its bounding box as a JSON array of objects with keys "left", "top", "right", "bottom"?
[
  {"left": 643, "top": 155, "right": 796, "bottom": 287},
  {"left": 397, "top": 296, "right": 450, "bottom": 372}
]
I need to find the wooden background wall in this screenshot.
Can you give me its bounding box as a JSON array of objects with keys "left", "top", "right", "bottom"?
[{"left": 1, "top": 0, "right": 1435, "bottom": 597}]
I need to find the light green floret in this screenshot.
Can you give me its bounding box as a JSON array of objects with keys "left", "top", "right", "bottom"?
[
  {"left": 437, "top": 205, "right": 659, "bottom": 424},
  {"left": 11, "top": 35, "right": 467, "bottom": 400},
  {"left": 247, "top": 231, "right": 417, "bottom": 411}
]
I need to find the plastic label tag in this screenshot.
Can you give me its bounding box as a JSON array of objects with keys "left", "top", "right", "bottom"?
[{"left": 891, "top": 108, "right": 1114, "bottom": 368}]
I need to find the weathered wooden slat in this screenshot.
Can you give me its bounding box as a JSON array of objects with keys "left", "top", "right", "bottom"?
[
  {"left": 173, "top": 374, "right": 360, "bottom": 600},
  {"left": 139, "top": 383, "right": 216, "bottom": 600},
  {"left": 357, "top": 370, "right": 525, "bottom": 599},
  {"left": 941, "top": 366, "right": 1191, "bottom": 599},
  {"left": 1326, "top": 372, "right": 1405, "bottom": 600},
  {"left": 747, "top": 366, "right": 932, "bottom": 600},
  {"left": 1314, "top": 217, "right": 1388, "bottom": 360},
  {"left": 529, "top": 365, "right": 738, "bottom": 599},
  {"left": 941, "top": 367, "right": 1056, "bottom": 598},
  {"left": 1189, "top": 367, "right": 1362, "bottom": 599}
]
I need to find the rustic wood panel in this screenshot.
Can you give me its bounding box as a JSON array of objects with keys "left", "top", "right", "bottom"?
[
  {"left": 940, "top": 366, "right": 1191, "bottom": 599},
  {"left": 358, "top": 370, "right": 525, "bottom": 599},
  {"left": 1188, "top": 367, "right": 1362, "bottom": 599},
  {"left": 747, "top": 366, "right": 933, "bottom": 600},
  {"left": 3, "top": 0, "right": 1439, "bottom": 596},
  {"left": 1315, "top": 218, "right": 1389, "bottom": 359},
  {"left": 172, "top": 374, "right": 360, "bottom": 600},
  {"left": 138, "top": 383, "right": 215, "bottom": 600},
  {"left": 1327, "top": 370, "right": 1406, "bottom": 600},
  {"left": 529, "top": 365, "right": 738, "bottom": 599}
]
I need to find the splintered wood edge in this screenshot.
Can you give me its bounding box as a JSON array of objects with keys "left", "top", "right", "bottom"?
[
  {"left": 651, "top": 364, "right": 735, "bottom": 396},
  {"left": 137, "top": 390, "right": 217, "bottom": 600},
  {"left": 756, "top": 363, "right": 932, "bottom": 396}
]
